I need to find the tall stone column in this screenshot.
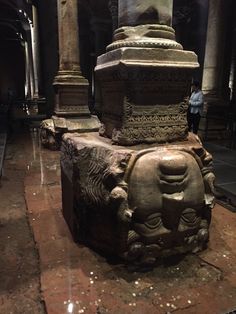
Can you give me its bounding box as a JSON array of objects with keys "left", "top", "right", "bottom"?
[
  {"left": 202, "top": 0, "right": 230, "bottom": 98},
  {"left": 40, "top": 0, "right": 100, "bottom": 150},
  {"left": 30, "top": 5, "right": 41, "bottom": 98},
  {"left": 200, "top": 0, "right": 233, "bottom": 139},
  {"left": 24, "top": 41, "right": 30, "bottom": 98},
  {"left": 53, "top": 0, "right": 90, "bottom": 117},
  {"left": 24, "top": 40, "right": 34, "bottom": 99}
]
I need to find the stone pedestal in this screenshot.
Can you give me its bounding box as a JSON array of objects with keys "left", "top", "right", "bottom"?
[
  {"left": 95, "top": 0, "right": 198, "bottom": 145},
  {"left": 96, "top": 41, "right": 198, "bottom": 145},
  {"left": 61, "top": 132, "right": 215, "bottom": 265},
  {"left": 53, "top": 72, "right": 90, "bottom": 117}
]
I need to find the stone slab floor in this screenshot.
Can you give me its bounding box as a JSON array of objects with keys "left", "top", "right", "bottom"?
[
  {"left": 0, "top": 129, "right": 45, "bottom": 313},
  {"left": 1, "top": 128, "right": 236, "bottom": 314}
]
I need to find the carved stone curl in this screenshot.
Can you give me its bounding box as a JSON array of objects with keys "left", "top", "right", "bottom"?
[{"left": 61, "top": 132, "right": 215, "bottom": 265}]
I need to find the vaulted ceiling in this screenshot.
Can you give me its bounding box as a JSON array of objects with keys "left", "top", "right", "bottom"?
[{"left": 0, "top": 0, "right": 31, "bottom": 44}]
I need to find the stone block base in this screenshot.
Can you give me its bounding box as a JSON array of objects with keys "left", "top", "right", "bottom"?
[
  {"left": 40, "top": 116, "right": 100, "bottom": 150},
  {"left": 95, "top": 46, "right": 198, "bottom": 145},
  {"left": 61, "top": 132, "right": 215, "bottom": 265},
  {"left": 54, "top": 71, "right": 90, "bottom": 117},
  {"left": 198, "top": 101, "right": 229, "bottom": 140}
]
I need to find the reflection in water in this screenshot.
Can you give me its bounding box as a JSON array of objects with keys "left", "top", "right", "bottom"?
[{"left": 30, "top": 127, "right": 45, "bottom": 185}]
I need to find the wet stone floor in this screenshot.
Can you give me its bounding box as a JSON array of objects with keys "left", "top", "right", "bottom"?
[{"left": 1, "top": 129, "right": 236, "bottom": 314}]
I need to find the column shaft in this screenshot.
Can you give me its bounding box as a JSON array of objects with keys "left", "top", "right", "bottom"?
[
  {"left": 57, "top": 0, "right": 81, "bottom": 73},
  {"left": 202, "top": 0, "right": 231, "bottom": 98},
  {"left": 200, "top": 0, "right": 234, "bottom": 139},
  {"left": 54, "top": 0, "right": 90, "bottom": 117},
  {"left": 118, "top": 0, "right": 173, "bottom": 27},
  {"left": 30, "top": 5, "right": 41, "bottom": 98}
]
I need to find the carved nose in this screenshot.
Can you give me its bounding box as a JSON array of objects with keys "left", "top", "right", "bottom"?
[{"left": 162, "top": 192, "right": 184, "bottom": 230}]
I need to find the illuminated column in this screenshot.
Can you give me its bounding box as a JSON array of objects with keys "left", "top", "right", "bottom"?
[
  {"left": 200, "top": 0, "right": 234, "bottom": 139},
  {"left": 202, "top": 0, "right": 232, "bottom": 100},
  {"left": 40, "top": 0, "right": 100, "bottom": 150},
  {"left": 30, "top": 5, "right": 41, "bottom": 98},
  {"left": 24, "top": 41, "right": 33, "bottom": 99},
  {"left": 54, "top": 0, "right": 90, "bottom": 117}
]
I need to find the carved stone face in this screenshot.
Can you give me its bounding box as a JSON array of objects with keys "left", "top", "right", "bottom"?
[{"left": 128, "top": 150, "right": 205, "bottom": 248}]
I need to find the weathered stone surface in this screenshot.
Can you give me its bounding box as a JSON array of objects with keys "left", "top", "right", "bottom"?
[
  {"left": 40, "top": 116, "right": 100, "bottom": 150},
  {"left": 53, "top": 73, "right": 90, "bottom": 117},
  {"left": 96, "top": 46, "right": 198, "bottom": 145},
  {"left": 53, "top": 0, "right": 90, "bottom": 116},
  {"left": 61, "top": 132, "right": 215, "bottom": 265},
  {"left": 96, "top": 0, "right": 198, "bottom": 146},
  {"left": 119, "top": 0, "right": 173, "bottom": 27}
]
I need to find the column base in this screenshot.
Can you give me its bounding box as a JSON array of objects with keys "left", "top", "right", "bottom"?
[
  {"left": 40, "top": 115, "right": 101, "bottom": 150},
  {"left": 198, "top": 97, "right": 230, "bottom": 140},
  {"left": 54, "top": 71, "right": 91, "bottom": 117},
  {"left": 61, "top": 132, "right": 215, "bottom": 266}
]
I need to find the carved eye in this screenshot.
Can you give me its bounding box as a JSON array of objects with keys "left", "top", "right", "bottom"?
[
  {"left": 144, "top": 214, "right": 162, "bottom": 230},
  {"left": 181, "top": 208, "right": 200, "bottom": 226}
]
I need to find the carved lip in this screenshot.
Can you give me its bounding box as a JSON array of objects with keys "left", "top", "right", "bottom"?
[
  {"left": 160, "top": 178, "right": 187, "bottom": 194},
  {"left": 160, "top": 172, "right": 187, "bottom": 183},
  {"left": 163, "top": 191, "right": 184, "bottom": 202}
]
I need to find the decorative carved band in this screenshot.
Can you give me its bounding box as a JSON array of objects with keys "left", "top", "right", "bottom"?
[{"left": 110, "top": 124, "right": 188, "bottom": 145}]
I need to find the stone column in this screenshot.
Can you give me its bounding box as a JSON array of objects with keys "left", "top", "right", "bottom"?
[
  {"left": 118, "top": 0, "right": 173, "bottom": 27},
  {"left": 202, "top": 0, "right": 229, "bottom": 98},
  {"left": 30, "top": 5, "right": 41, "bottom": 98},
  {"left": 53, "top": 0, "right": 90, "bottom": 117},
  {"left": 200, "top": 0, "right": 234, "bottom": 139},
  {"left": 24, "top": 40, "right": 34, "bottom": 99},
  {"left": 24, "top": 41, "right": 30, "bottom": 98},
  {"left": 40, "top": 0, "right": 100, "bottom": 150}
]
